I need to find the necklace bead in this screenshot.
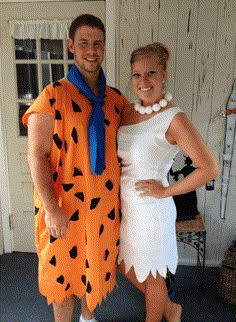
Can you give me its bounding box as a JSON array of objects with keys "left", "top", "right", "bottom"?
[{"left": 134, "top": 92, "right": 172, "bottom": 115}]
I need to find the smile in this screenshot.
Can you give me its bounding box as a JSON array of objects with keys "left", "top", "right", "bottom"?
[
  {"left": 140, "top": 87, "right": 152, "bottom": 92},
  {"left": 86, "top": 58, "right": 97, "bottom": 62}
]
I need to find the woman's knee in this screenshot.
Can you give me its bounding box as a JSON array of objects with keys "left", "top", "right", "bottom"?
[{"left": 145, "top": 272, "right": 165, "bottom": 289}]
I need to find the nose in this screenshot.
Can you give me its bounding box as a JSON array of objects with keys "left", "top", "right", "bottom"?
[
  {"left": 86, "top": 43, "right": 97, "bottom": 54},
  {"left": 139, "top": 74, "right": 149, "bottom": 85}
]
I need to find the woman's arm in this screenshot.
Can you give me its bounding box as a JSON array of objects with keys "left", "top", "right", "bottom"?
[
  {"left": 164, "top": 112, "right": 219, "bottom": 197},
  {"left": 136, "top": 112, "right": 219, "bottom": 198}
]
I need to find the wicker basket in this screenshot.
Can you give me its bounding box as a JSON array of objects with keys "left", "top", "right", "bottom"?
[{"left": 219, "top": 244, "right": 236, "bottom": 305}]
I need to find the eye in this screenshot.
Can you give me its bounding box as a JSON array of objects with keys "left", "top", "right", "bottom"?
[
  {"left": 79, "top": 40, "right": 88, "bottom": 47},
  {"left": 94, "top": 41, "right": 104, "bottom": 47},
  {"left": 148, "top": 70, "right": 157, "bottom": 75},
  {"left": 132, "top": 72, "right": 141, "bottom": 79}
]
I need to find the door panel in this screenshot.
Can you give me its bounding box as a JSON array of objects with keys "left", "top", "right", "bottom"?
[{"left": 0, "top": 1, "right": 105, "bottom": 252}]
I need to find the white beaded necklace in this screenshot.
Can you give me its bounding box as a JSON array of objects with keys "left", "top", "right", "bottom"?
[{"left": 134, "top": 92, "right": 173, "bottom": 115}]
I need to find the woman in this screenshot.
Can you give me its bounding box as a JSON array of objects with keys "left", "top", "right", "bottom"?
[{"left": 117, "top": 42, "right": 219, "bottom": 322}]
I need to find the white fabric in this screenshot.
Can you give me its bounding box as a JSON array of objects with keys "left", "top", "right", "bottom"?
[
  {"left": 9, "top": 20, "right": 71, "bottom": 39},
  {"left": 117, "top": 106, "right": 183, "bottom": 282}
]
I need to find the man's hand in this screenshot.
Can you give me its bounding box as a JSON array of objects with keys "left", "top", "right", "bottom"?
[{"left": 45, "top": 207, "right": 69, "bottom": 240}]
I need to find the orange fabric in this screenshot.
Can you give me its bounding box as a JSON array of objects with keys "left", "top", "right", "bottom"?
[{"left": 22, "top": 79, "right": 129, "bottom": 311}]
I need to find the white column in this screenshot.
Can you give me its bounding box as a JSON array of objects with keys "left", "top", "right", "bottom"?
[
  {"left": 0, "top": 70, "right": 13, "bottom": 253},
  {"left": 105, "top": 0, "right": 116, "bottom": 87}
]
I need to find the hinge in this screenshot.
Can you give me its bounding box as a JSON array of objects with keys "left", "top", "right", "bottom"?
[{"left": 9, "top": 214, "right": 14, "bottom": 230}]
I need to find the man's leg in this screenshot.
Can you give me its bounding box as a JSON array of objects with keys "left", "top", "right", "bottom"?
[
  {"left": 80, "top": 295, "right": 95, "bottom": 321},
  {"left": 52, "top": 295, "right": 75, "bottom": 322}
]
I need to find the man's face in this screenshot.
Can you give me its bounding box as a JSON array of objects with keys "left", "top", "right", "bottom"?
[{"left": 68, "top": 25, "right": 105, "bottom": 77}]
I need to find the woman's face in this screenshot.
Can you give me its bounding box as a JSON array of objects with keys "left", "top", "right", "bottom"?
[{"left": 131, "top": 55, "right": 166, "bottom": 106}]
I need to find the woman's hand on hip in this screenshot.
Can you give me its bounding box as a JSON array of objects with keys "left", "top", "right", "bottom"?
[{"left": 135, "top": 179, "right": 167, "bottom": 198}]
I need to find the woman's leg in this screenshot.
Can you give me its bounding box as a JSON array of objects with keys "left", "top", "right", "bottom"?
[
  {"left": 144, "top": 272, "right": 167, "bottom": 322},
  {"left": 118, "top": 260, "right": 182, "bottom": 321},
  {"left": 52, "top": 295, "right": 75, "bottom": 322},
  {"left": 118, "top": 260, "right": 145, "bottom": 293},
  {"left": 164, "top": 298, "right": 182, "bottom": 322}
]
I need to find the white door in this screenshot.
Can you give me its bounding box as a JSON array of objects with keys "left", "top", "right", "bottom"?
[{"left": 0, "top": 1, "right": 105, "bottom": 252}]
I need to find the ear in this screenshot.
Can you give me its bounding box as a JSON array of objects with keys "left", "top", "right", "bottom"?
[
  {"left": 162, "top": 70, "right": 167, "bottom": 82},
  {"left": 68, "top": 38, "right": 74, "bottom": 54}
]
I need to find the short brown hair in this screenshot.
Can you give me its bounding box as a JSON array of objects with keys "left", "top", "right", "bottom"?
[
  {"left": 130, "top": 42, "right": 170, "bottom": 70},
  {"left": 69, "top": 14, "right": 105, "bottom": 41}
]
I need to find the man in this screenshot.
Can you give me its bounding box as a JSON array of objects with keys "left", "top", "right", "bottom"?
[{"left": 23, "top": 14, "right": 129, "bottom": 322}]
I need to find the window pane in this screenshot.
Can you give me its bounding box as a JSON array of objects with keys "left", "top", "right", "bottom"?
[
  {"left": 15, "top": 39, "right": 36, "bottom": 59},
  {"left": 19, "top": 103, "right": 31, "bottom": 136},
  {"left": 41, "top": 39, "right": 63, "bottom": 60},
  {"left": 16, "top": 64, "right": 38, "bottom": 99},
  {"left": 42, "top": 64, "right": 64, "bottom": 87}
]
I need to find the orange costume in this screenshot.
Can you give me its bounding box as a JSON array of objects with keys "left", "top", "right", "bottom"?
[{"left": 22, "top": 79, "right": 129, "bottom": 311}]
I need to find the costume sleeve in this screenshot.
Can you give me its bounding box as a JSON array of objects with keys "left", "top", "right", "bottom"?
[{"left": 22, "top": 85, "right": 55, "bottom": 127}]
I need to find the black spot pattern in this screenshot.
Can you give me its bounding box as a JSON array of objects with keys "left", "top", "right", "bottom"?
[
  {"left": 104, "top": 119, "right": 110, "bottom": 126},
  {"left": 49, "top": 256, "right": 56, "bottom": 266},
  {"left": 62, "top": 184, "right": 74, "bottom": 192},
  {"left": 74, "top": 192, "right": 84, "bottom": 202},
  {"left": 73, "top": 168, "right": 83, "bottom": 176},
  {"left": 50, "top": 235, "right": 57, "bottom": 243},
  {"left": 69, "top": 246, "right": 77, "bottom": 259},
  {"left": 71, "top": 128, "right": 78, "bottom": 143},
  {"left": 53, "top": 81, "right": 62, "bottom": 88},
  {"left": 49, "top": 98, "right": 56, "bottom": 107},
  {"left": 105, "top": 272, "right": 111, "bottom": 281},
  {"left": 55, "top": 109, "right": 62, "bottom": 120},
  {"left": 110, "top": 87, "right": 122, "bottom": 95},
  {"left": 116, "top": 239, "right": 120, "bottom": 246},
  {"left": 64, "top": 140, "right": 68, "bottom": 153},
  {"left": 65, "top": 283, "right": 71, "bottom": 291},
  {"left": 53, "top": 134, "right": 63, "bottom": 149},
  {"left": 105, "top": 180, "right": 113, "bottom": 191},
  {"left": 53, "top": 172, "right": 58, "bottom": 182},
  {"left": 81, "top": 275, "right": 86, "bottom": 286},
  {"left": 86, "top": 259, "right": 90, "bottom": 268},
  {"left": 115, "top": 106, "right": 120, "bottom": 115},
  {"left": 90, "top": 198, "right": 101, "bottom": 210},
  {"left": 99, "top": 224, "right": 104, "bottom": 236},
  {"left": 70, "top": 210, "right": 79, "bottom": 221},
  {"left": 35, "top": 207, "right": 39, "bottom": 215},
  {"left": 57, "top": 275, "right": 64, "bottom": 284},
  {"left": 59, "top": 158, "right": 62, "bottom": 167},
  {"left": 104, "top": 249, "right": 110, "bottom": 261},
  {"left": 72, "top": 100, "right": 82, "bottom": 112},
  {"left": 86, "top": 281, "right": 92, "bottom": 293},
  {"left": 108, "top": 209, "right": 115, "bottom": 220}
]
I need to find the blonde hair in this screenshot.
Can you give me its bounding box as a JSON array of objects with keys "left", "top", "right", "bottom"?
[{"left": 130, "top": 42, "right": 170, "bottom": 71}]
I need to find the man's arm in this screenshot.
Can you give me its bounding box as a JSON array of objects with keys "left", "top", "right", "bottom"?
[{"left": 27, "top": 113, "right": 69, "bottom": 239}]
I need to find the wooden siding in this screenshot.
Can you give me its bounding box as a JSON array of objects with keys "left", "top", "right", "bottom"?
[{"left": 116, "top": 0, "right": 236, "bottom": 265}]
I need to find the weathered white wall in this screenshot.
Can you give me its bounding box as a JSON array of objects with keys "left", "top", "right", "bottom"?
[
  {"left": 0, "top": 211, "right": 3, "bottom": 254},
  {"left": 116, "top": 0, "right": 236, "bottom": 266}
]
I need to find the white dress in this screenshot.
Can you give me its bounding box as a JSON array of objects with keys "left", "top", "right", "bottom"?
[{"left": 117, "top": 106, "right": 183, "bottom": 282}]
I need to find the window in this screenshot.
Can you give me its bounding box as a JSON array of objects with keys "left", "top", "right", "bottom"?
[{"left": 10, "top": 20, "right": 73, "bottom": 136}]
